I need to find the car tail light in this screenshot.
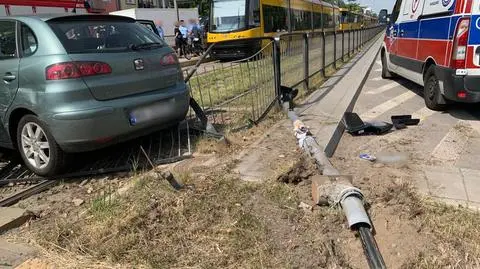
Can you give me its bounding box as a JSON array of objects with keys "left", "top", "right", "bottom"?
[
  {"left": 451, "top": 17, "right": 470, "bottom": 69},
  {"left": 160, "top": 53, "right": 178, "bottom": 65},
  {"left": 46, "top": 61, "right": 112, "bottom": 80},
  {"left": 457, "top": 91, "right": 467, "bottom": 99}
]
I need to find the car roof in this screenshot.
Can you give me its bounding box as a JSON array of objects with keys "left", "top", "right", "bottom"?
[{"left": 0, "top": 14, "right": 135, "bottom": 22}]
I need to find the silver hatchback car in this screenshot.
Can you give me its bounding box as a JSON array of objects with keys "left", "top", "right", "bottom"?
[{"left": 0, "top": 14, "right": 189, "bottom": 176}]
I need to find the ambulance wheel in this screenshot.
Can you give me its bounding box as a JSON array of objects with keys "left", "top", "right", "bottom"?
[
  {"left": 381, "top": 50, "right": 394, "bottom": 79},
  {"left": 424, "top": 66, "right": 448, "bottom": 111}
]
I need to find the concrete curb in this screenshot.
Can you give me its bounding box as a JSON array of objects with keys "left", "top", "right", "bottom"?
[
  {"left": 296, "top": 34, "right": 384, "bottom": 158},
  {"left": 325, "top": 36, "right": 383, "bottom": 157}
]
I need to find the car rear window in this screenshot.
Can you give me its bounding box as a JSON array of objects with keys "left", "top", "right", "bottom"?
[{"left": 47, "top": 19, "right": 165, "bottom": 53}]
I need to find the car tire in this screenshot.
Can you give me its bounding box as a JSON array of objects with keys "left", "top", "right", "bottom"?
[
  {"left": 424, "top": 65, "right": 448, "bottom": 111},
  {"left": 381, "top": 51, "right": 394, "bottom": 79},
  {"left": 16, "top": 115, "right": 67, "bottom": 176}
]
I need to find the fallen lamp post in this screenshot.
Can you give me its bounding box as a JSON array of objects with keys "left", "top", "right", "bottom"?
[{"left": 280, "top": 87, "right": 386, "bottom": 269}]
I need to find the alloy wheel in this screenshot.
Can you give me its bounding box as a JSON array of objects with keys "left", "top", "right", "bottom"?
[{"left": 21, "top": 122, "right": 50, "bottom": 169}]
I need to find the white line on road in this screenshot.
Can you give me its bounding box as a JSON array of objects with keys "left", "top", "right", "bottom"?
[
  {"left": 360, "top": 91, "right": 417, "bottom": 120},
  {"left": 376, "top": 60, "right": 382, "bottom": 65},
  {"left": 412, "top": 107, "right": 437, "bottom": 122},
  {"left": 370, "top": 76, "right": 384, "bottom": 81},
  {"left": 374, "top": 68, "right": 382, "bottom": 72},
  {"left": 366, "top": 82, "right": 400, "bottom": 95}
]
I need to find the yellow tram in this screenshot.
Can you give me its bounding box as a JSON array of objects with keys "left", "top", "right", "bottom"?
[{"left": 207, "top": 0, "right": 376, "bottom": 60}]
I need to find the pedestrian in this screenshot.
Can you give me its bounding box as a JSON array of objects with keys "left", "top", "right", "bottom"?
[
  {"left": 179, "top": 20, "right": 188, "bottom": 39},
  {"left": 174, "top": 21, "right": 182, "bottom": 54},
  {"left": 156, "top": 20, "right": 164, "bottom": 40}
]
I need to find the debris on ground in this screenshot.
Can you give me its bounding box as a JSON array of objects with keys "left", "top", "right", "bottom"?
[{"left": 343, "top": 112, "right": 393, "bottom": 136}]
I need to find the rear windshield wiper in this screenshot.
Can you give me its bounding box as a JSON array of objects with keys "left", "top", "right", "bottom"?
[{"left": 130, "top": 42, "right": 164, "bottom": 50}]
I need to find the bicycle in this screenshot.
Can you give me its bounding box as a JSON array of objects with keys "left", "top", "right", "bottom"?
[
  {"left": 190, "top": 36, "right": 204, "bottom": 57},
  {"left": 179, "top": 37, "right": 193, "bottom": 60}
]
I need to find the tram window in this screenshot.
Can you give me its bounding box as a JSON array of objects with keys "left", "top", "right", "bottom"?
[
  {"left": 249, "top": 0, "right": 261, "bottom": 26},
  {"left": 263, "top": 5, "right": 287, "bottom": 32}
]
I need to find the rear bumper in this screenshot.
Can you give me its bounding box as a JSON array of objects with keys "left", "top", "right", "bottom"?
[
  {"left": 436, "top": 66, "right": 480, "bottom": 103},
  {"left": 46, "top": 84, "right": 190, "bottom": 153}
]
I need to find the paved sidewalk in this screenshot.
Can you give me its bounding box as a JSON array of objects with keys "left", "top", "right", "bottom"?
[
  {"left": 0, "top": 240, "right": 36, "bottom": 269},
  {"left": 416, "top": 166, "right": 480, "bottom": 209}
]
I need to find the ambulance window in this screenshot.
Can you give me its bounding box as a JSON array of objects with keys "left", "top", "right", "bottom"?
[{"left": 391, "top": 0, "right": 402, "bottom": 23}]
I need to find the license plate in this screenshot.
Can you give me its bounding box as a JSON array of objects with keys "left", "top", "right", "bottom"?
[{"left": 129, "top": 101, "right": 168, "bottom": 126}]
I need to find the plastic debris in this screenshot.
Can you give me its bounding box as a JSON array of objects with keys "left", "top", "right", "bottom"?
[{"left": 359, "top": 153, "right": 376, "bottom": 162}]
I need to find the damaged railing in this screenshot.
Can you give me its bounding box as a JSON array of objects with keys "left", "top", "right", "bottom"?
[{"left": 185, "top": 26, "right": 385, "bottom": 133}]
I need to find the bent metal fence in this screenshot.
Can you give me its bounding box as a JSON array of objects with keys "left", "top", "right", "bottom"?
[{"left": 185, "top": 26, "right": 384, "bottom": 132}]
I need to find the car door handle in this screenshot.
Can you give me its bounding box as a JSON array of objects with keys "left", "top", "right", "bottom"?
[
  {"left": 3, "top": 73, "right": 16, "bottom": 82},
  {"left": 400, "top": 30, "right": 405, "bottom": 37}
]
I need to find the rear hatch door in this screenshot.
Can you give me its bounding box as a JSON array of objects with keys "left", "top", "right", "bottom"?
[
  {"left": 469, "top": 0, "right": 480, "bottom": 68},
  {"left": 47, "top": 15, "right": 180, "bottom": 101}
]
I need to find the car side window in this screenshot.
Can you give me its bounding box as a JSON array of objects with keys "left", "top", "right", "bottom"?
[
  {"left": 21, "top": 24, "right": 38, "bottom": 57},
  {"left": 0, "top": 21, "right": 17, "bottom": 60}
]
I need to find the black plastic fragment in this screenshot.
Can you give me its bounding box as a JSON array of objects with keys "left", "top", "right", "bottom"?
[{"left": 343, "top": 112, "right": 393, "bottom": 136}]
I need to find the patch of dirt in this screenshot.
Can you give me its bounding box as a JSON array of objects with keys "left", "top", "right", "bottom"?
[
  {"left": 277, "top": 154, "right": 318, "bottom": 184},
  {"left": 331, "top": 130, "right": 480, "bottom": 268}
]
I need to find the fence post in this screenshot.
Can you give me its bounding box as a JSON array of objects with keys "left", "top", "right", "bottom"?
[
  {"left": 348, "top": 30, "right": 351, "bottom": 58},
  {"left": 354, "top": 30, "right": 356, "bottom": 52},
  {"left": 273, "top": 37, "right": 282, "bottom": 101},
  {"left": 304, "top": 33, "right": 309, "bottom": 90},
  {"left": 333, "top": 31, "right": 337, "bottom": 69},
  {"left": 360, "top": 29, "right": 363, "bottom": 47},
  {"left": 342, "top": 30, "right": 345, "bottom": 62},
  {"left": 322, "top": 32, "right": 326, "bottom": 77}
]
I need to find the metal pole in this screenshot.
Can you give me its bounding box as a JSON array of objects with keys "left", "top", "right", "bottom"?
[
  {"left": 348, "top": 30, "right": 351, "bottom": 58},
  {"left": 358, "top": 225, "right": 387, "bottom": 269},
  {"left": 174, "top": 0, "right": 179, "bottom": 21},
  {"left": 342, "top": 30, "right": 345, "bottom": 62},
  {"left": 354, "top": 29, "right": 356, "bottom": 51},
  {"left": 322, "top": 32, "right": 326, "bottom": 77},
  {"left": 273, "top": 37, "right": 282, "bottom": 100},
  {"left": 304, "top": 33, "right": 309, "bottom": 90},
  {"left": 333, "top": 31, "right": 337, "bottom": 69}
]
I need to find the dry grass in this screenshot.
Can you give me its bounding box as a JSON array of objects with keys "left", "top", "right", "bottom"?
[
  {"left": 31, "top": 171, "right": 278, "bottom": 268},
  {"left": 377, "top": 179, "right": 480, "bottom": 268},
  {"left": 26, "top": 153, "right": 352, "bottom": 269},
  {"left": 405, "top": 201, "right": 480, "bottom": 268}
]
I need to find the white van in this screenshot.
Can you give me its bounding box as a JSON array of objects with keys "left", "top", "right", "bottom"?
[{"left": 381, "top": 0, "right": 480, "bottom": 110}]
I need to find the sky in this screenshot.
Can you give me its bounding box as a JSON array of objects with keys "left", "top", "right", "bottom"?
[{"left": 355, "top": 0, "right": 397, "bottom": 13}]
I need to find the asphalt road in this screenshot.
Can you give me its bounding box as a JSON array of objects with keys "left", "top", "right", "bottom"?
[{"left": 335, "top": 56, "right": 480, "bottom": 209}]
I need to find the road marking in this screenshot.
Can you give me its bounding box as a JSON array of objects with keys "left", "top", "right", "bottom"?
[
  {"left": 412, "top": 107, "right": 437, "bottom": 122},
  {"left": 366, "top": 82, "right": 400, "bottom": 95},
  {"left": 374, "top": 68, "right": 382, "bottom": 72},
  {"left": 431, "top": 121, "right": 469, "bottom": 164},
  {"left": 360, "top": 91, "right": 417, "bottom": 120},
  {"left": 370, "top": 76, "right": 384, "bottom": 81},
  {"left": 376, "top": 60, "right": 381, "bottom": 65}
]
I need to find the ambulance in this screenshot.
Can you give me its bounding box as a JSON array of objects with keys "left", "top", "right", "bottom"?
[{"left": 381, "top": 0, "right": 480, "bottom": 110}]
